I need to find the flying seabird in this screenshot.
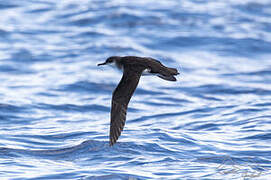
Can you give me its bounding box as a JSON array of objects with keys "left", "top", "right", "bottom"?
[{"left": 98, "top": 56, "right": 180, "bottom": 146}]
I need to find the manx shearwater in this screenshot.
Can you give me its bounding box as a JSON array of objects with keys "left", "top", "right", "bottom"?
[{"left": 98, "top": 56, "right": 180, "bottom": 146}]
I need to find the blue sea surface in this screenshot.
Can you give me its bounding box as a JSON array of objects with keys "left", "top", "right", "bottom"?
[{"left": 0, "top": 0, "right": 271, "bottom": 179}]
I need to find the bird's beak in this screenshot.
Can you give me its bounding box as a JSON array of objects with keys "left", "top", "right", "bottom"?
[{"left": 97, "top": 62, "right": 107, "bottom": 66}]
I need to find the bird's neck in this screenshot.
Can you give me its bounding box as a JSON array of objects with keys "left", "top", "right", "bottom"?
[
  {"left": 115, "top": 61, "right": 123, "bottom": 71},
  {"left": 109, "top": 61, "right": 123, "bottom": 72}
]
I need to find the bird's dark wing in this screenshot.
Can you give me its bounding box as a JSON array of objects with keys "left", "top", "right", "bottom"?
[{"left": 110, "top": 67, "right": 142, "bottom": 146}]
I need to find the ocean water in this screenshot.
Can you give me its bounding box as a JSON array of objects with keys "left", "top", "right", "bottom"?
[{"left": 0, "top": 0, "right": 271, "bottom": 179}]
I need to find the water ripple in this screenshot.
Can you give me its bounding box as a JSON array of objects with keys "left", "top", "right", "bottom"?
[{"left": 0, "top": 0, "right": 271, "bottom": 179}]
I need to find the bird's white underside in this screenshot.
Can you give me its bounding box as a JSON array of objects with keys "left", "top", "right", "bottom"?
[
  {"left": 109, "top": 62, "right": 155, "bottom": 76},
  {"left": 142, "top": 68, "right": 154, "bottom": 76}
]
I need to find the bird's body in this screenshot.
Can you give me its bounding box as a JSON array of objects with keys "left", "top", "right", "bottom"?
[{"left": 98, "top": 56, "right": 179, "bottom": 146}]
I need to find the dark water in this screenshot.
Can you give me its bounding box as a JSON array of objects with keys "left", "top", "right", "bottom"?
[{"left": 0, "top": 0, "right": 271, "bottom": 179}]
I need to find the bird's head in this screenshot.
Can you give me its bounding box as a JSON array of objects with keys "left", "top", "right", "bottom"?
[{"left": 97, "top": 56, "right": 120, "bottom": 66}]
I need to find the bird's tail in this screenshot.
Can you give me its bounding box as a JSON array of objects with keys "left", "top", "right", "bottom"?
[
  {"left": 157, "top": 74, "right": 177, "bottom": 81},
  {"left": 156, "top": 67, "right": 179, "bottom": 81},
  {"left": 168, "top": 67, "right": 179, "bottom": 75}
]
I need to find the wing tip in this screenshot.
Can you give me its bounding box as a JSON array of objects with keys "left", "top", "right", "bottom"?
[{"left": 109, "top": 138, "right": 116, "bottom": 146}]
